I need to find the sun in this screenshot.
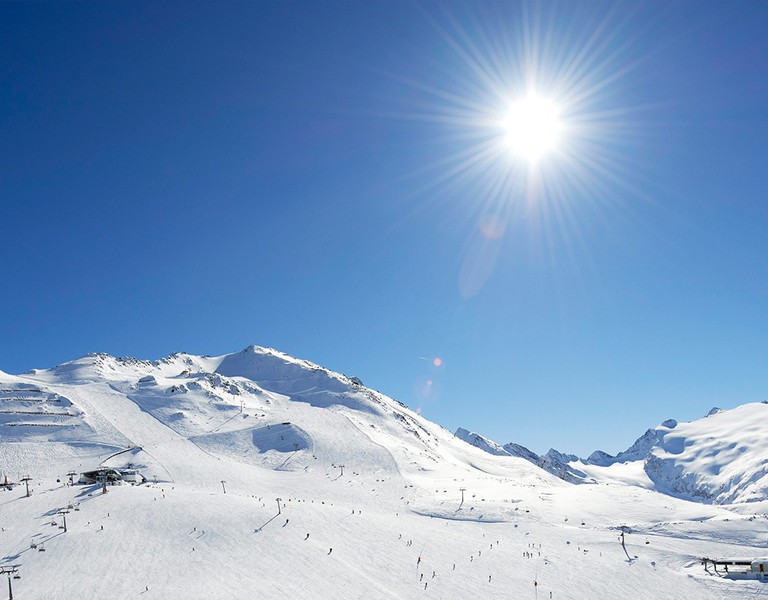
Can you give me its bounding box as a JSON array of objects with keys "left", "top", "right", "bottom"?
[
  {"left": 395, "top": 2, "right": 649, "bottom": 290},
  {"left": 502, "top": 93, "right": 563, "bottom": 163}
]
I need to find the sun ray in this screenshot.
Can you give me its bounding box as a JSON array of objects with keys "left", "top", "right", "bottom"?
[{"left": 373, "top": 2, "right": 668, "bottom": 299}]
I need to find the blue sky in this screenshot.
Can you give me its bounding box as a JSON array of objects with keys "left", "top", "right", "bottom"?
[{"left": 2, "top": 1, "right": 767, "bottom": 456}]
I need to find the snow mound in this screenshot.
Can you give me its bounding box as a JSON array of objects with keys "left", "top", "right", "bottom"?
[{"left": 191, "top": 423, "right": 313, "bottom": 470}]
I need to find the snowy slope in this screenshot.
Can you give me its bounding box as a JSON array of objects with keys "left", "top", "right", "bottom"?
[{"left": 0, "top": 347, "right": 766, "bottom": 599}]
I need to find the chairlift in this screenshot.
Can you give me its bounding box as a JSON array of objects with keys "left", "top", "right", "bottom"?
[
  {"left": 13, "top": 574, "right": 20, "bottom": 580},
  {"left": 38, "top": 546, "right": 45, "bottom": 552}
]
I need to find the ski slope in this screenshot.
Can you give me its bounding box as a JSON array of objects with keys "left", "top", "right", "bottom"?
[{"left": 0, "top": 346, "right": 765, "bottom": 599}]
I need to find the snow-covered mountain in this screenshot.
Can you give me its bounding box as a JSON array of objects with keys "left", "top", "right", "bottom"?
[
  {"left": 577, "top": 404, "right": 768, "bottom": 504},
  {"left": 462, "top": 404, "right": 768, "bottom": 505},
  {"left": 4, "top": 346, "right": 554, "bottom": 489},
  {"left": 1, "top": 346, "right": 766, "bottom": 599},
  {"left": 454, "top": 428, "right": 588, "bottom": 484}
]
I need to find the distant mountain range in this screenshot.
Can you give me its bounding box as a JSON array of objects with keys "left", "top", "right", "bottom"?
[{"left": 457, "top": 403, "right": 768, "bottom": 504}]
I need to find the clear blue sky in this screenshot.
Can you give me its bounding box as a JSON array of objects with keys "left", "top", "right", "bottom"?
[{"left": 2, "top": 1, "right": 767, "bottom": 456}]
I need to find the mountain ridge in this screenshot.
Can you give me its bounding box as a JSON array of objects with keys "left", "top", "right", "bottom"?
[
  {"left": 8, "top": 345, "right": 766, "bottom": 505},
  {"left": 460, "top": 403, "right": 768, "bottom": 504}
]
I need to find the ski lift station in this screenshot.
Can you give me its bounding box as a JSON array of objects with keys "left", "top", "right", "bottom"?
[
  {"left": 78, "top": 467, "right": 143, "bottom": 485},
  {"left": 703, "top": 557, "right": 768, "bottom": 581}
]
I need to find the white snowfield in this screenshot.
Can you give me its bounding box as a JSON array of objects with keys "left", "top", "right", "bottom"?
[{"left": 0, "top": 346, "right": 766, "bottom": 599}]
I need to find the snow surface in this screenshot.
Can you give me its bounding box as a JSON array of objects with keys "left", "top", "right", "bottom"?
[{"left": 1, "top": 346, "right": 766, "bottom": 599}]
